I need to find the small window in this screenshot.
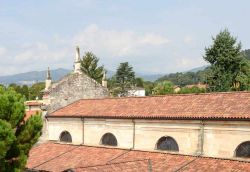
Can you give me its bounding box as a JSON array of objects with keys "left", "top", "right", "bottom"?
[
  {"left": 60, "top": 131, "right": 72, "bottom": 143},
  {"left": 235, "top": 141, "right": 250, "bottom": 158},
  {"left": 101, "top": 133, "right": 117, "bottom": 146},
  {"left": 156, "top": 136, "right": 179, "bottom": 152}
]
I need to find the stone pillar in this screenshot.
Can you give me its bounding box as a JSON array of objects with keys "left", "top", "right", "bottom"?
[
  {"left": 74, "top": 46, "right": 82, "bottom": 74},
  {"left": 102, "top": 70, "right": 107, "bottom": 87},
  {"left": 45, "top": 67, "right": 52, "bottom": 91}
]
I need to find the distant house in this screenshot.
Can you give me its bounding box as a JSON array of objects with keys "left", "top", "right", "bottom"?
[
  {"left": 173, "top": 85, "right": 181, "bottom": 93},
  {"left": 24, "top": 100, "right": 43, "bottom": 121},
  {"left": 127, "top": 87, "right": 145, "bottom": 97}
]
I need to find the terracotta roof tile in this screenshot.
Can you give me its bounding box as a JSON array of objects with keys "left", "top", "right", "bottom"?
[
  {"left": 25, "top": 101, "right": 43, "bottom": 106},
  {"left": 49, "top": 92, "right": 250, "bottom": 120},
  {"left": 26, "top": 142, "right": 250, "bottom": 172}
]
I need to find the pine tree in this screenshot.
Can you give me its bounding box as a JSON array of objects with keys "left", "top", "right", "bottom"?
[
  {"left": 0, "top": 86, "right": 43, "bottom": 171},
  {"left": 80, "top": 52, "right": 104, "bottom": 83},
  {"left": 115, "top": 62, "right": 135, "bottom": 96},
  {"left": 203, "top": 29, "right": 250, "bottom": 91}
]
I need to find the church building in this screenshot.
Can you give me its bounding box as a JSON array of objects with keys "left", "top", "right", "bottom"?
[{"left": 26, "top": 47, "right": 250, "bottom": 172}]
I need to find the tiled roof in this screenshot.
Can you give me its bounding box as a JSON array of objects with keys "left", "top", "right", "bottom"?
[
  {"left": 26, "top": 142, "right": 250, "bottom": 172},
  {"left": 49, "top": 92, "right": 250, "bottom": 120},
  {"left": 25, "top": 101, "right": 43, "bottom": 106}
]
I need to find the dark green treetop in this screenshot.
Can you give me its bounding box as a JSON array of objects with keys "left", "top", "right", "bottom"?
[
  {"left": 115, "top": 62, "right": 135, "bottom": 96},
  {"left": 80, "top": 52, "right": 104, "bottom": 83},
  {"left": 203, "top": 29, "right": 250, "bottom": 91},
  {"left": 0, "top": 86, "right": 43, "bottom": 171}
]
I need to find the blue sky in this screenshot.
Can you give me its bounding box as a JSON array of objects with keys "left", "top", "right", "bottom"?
[{"left": 0, "top": 0, "right": 249, "bottom": 76}]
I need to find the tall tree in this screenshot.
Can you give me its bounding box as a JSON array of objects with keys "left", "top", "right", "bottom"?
[
  {"left": 115, "top": 62, "right": 135, "bottom": 96},
  {"left": 80, "top": 52, "right": 104, "bottom": 83},
  {"left": 203, "top": 29, "right": 250, "bottom": 91},
  {"left": 0, "top": 86, "right": 43, "bottom": 171}
]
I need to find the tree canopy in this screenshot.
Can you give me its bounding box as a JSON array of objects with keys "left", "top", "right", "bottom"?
[
  {"left": 203, "top": 29, "right": 250, "bottom": 91},
  {"left": 0, "top": 86, "right": 43, "bottom": 171},
  {"left": 80, "top": 52, "right": 104, "bottom": 83},
  {"left": 152, "top": 81, "right": 175, "bottom": 95},
  {"left": 114, "top": 62, "right": 135, "bottom": 96}
]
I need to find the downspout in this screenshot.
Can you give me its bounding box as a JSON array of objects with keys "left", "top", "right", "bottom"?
[
  {"left": 199, "top": 120, "right": 205, "bottom": 155},
  {"left": 81, "top": 117, "right": 84, "bottom": 145},
  {"left": 132, "top": 119, "right": 135, "bottom": 149}
]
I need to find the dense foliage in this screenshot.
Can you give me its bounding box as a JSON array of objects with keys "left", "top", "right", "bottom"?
[
  {"left": 0, "top": 86, "right": 43, "bottom": 171},
  {"left": 157, "top": 69, "right": 209, "bottom": 87},
  {"left": 204, "top": 29, "right": 250, "bottom": 91},
  {"left": 152, "top": 81, "right": 175, "bottom": 95},
  {"left": 109, "top": 62, "right": 136, "bottom": 96},
  {"left": 80, "top": 52, "right": 104, "bottom": 83},
  {"left": 8, "top": 82, "right": 45, "bottom": 100}
]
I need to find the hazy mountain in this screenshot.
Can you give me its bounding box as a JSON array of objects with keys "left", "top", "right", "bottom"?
[
  {"left": 0, "top": 68, "right": 71, "bottom": 85},
  {"left": 186, "top": 65, "right": 209, "bottom": 73},
  {"left": 0, "top": 65, "right": 209, "bottom": 85}
]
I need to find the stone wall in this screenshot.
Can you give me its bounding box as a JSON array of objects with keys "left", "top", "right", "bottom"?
[
  {"left": 46, "top": 117, "right": 250, "bottom": 160},
  {"left": 48, "top": 73, "right": 109, "bottom": 112}
]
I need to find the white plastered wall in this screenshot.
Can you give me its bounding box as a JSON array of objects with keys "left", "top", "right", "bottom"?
[
  {"left": 134, "top": 120, "right": 201, "bottom": 155},
  {"left": 83, "top": 118, "right": 134, "bottom": 149},
  {"left": 203, "top": 121, "right": 250, "bottom": 159},
  {"left": 47, "top": 117, "right": 83, "bottom": 144}
]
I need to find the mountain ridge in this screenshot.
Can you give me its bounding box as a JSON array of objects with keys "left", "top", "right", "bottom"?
[{"left": 0, "top": 66, "right": 207, "bottom": 85}]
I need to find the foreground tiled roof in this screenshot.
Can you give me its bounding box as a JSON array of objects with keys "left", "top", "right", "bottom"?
[
  {"left": 26, "top": 142, "right": 250, "bottom": 172},
  {"left": 49, "top": 92, "right": 250, "bottom": 120}
]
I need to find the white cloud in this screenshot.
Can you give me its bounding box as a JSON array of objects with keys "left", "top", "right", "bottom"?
[
  {"left": 0, "top": 24, "right": 206, "bottom": 76},
  {"left": 0, "top": 47, "right": 6, "bottom": 56},
  {"left": 184, "top": 36, "right": 193, "bottom": 44},
  {"left": 73, "top": 24, "right": 170, "bottom": 57}
]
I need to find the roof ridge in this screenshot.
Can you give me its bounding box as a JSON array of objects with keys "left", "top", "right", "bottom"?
[
  {"left": 44, "top": 142, "right": 250, "bottom": 164},
  {"left": 75, "top": 91, "right": 250, "bottom": 101}
]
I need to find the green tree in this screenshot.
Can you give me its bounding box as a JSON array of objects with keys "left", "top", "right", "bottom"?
[
  {"left": 143, "top": 81, "right": 155, "bottom": 96},
  {"left": 29, "top": 82, "right": 45, "bottom": 100},
  {"left": 135, "top": 77, "right": 144, "bottom": 87},
  {"left": 80, "top": 52, "right": 104, "bottom": 83},
  {"left": 115, "top": 62, "right": 135, "bottom": 96},
  {"left": 203, "top": 29, "right": 250, "bottom": 91},
  {"left": 0, "top": 86, "right": 43, "bottom": 171},
  {"left": 152, "top": 81, "right": 174, "bottom": 95},
  {"left": 179, "top": 86, "right": 206, "bottom": 94}
]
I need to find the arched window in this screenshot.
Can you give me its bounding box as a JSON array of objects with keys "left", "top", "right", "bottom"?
[
  {"left": 156, "top": 136, "right": 179, "bottom": 151},
  {"left": 101, "top": 133, "right": 117, "bottom": 146},
  {"left": 60, "top": 131, "right": 72, "bottom": 143},
  {"left": 235, "top": 141, "right": 250, "bottom": 158}
]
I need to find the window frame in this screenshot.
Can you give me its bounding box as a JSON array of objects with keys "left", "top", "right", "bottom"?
[
  {"left": 156, "top": 136, "right": 179, "bottom": 152},
  {"left": 59, "top": 131, "right": 72, "bottom": 143},
  {"left": 100, "top": 132, "right": 118, "bottom": 146}
]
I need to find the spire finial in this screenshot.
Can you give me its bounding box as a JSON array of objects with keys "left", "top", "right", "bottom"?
[
  {"left": 102, "top": 69, "right": 107, "bottom": 87},
  {"left": 102, "top": 69, "right": 107, "bottom": 81},
  {"left": 75, "top": 46, "right": 81, "bottom": 63},
  {"left": 47, "top": 67, "right": 51, "bottom": 80}
]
